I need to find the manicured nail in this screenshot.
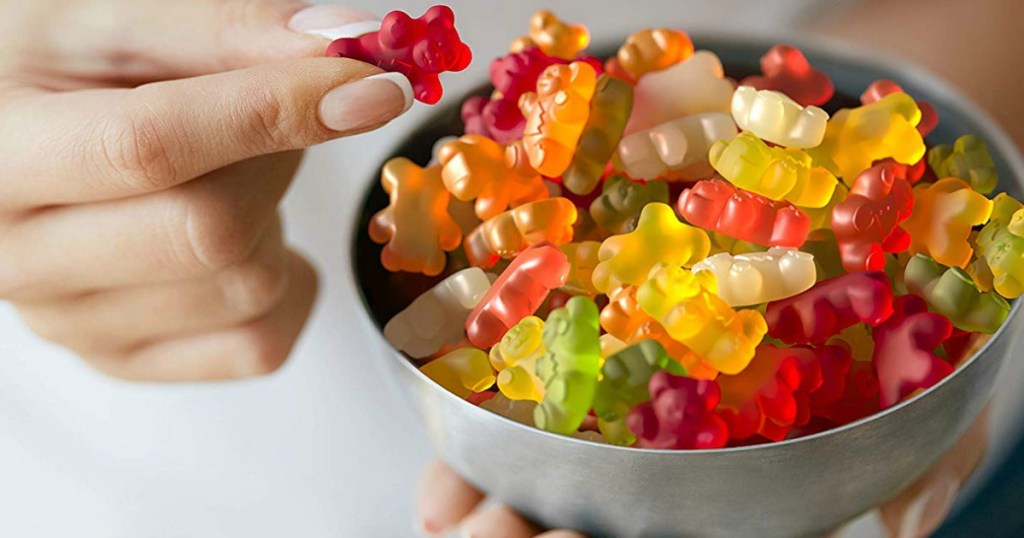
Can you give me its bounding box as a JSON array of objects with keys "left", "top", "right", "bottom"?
[
  {"left": 414, "top": 516, "right": 446, "bottom": 538},
  {"left": 319, "top": 73, "right": 413, "bottom": 133},
  {"left": 288, "top": 5, "right": 380, "bottom": 40}
]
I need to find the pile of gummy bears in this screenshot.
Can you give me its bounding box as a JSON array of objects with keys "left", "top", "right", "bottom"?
[{"left": 346, "top": 6, "right": 1022, "bottom": 449}]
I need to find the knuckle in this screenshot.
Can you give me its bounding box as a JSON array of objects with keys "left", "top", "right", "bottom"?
[
  {"left": 240, "top": 77, "right": 313, "bottom": 151},
  {"left": 218, "top": 252, "right": 290, "bottom": 321},
  {"left": 100, "top": 105, "right": 179, "bottom": 193},
  {"left": 169, "top": 192, "right": 262, "bottom": 273}
]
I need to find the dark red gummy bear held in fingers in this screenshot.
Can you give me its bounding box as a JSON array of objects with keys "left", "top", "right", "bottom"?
[
  {"left": 325, "top": 5, "right": 471, "bottom": 104},
  {"left": 741, "top": 44, "right": 834, "bottom": 107},
  {"left": 873, "top": 295, "right": 954, "bottom": 408}
]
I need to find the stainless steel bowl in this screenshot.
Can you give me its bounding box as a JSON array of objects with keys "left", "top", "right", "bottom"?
[{"left": 351, "top": 34, "right": 1024, "bottom": 538}]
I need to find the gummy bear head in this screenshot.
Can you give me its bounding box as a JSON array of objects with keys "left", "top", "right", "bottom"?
[
  {"left": 411, "top": 5, "right": 472, "bottom": 73},
  {"left": 529, "top": 10, "right": 589, "bottom": 59},
  {"left": 542, "top": 296, "right": 599, "bottom": 355}
]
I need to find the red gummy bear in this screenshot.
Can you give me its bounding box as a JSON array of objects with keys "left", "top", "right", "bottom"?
[
  {"left": 465, "top": 243, "right": 570, "bottom": 348},
  {"left": 716, "top": 344, "right": 803, "bottom": 442},
  {"left": 789, "top": 344, "right": 852, "bottom": 427},
  {"left": 814, "top": 360, "right": 881, "bottom": 425},
  {"left": 861, "top": 79, "right": 938, "bottom": 137},
  {"left": 463, "top": 48, "right": 602, "bottom": 143},
  {"left": 873, "top": 295, "right": 954, "bottom": 408},
  {"left": 628, "top": 372, "right": 729, "bottom": 450},
  {"left": 832, "top": 162, "right": 914, "bottom": 273},
  {"left": 766, "top": 272, "right": 895, "bottom": 345},
  {"left": 677, "top": 179, "right": 810, "bottom": 248},
  {"left": 326, "top": 5, "right": 472, "bottom": 104},
  {"left": 740, "top": 45, "right": 834, "bottom": 107}
]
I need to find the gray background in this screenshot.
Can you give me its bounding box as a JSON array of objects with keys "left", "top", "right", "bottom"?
[{"left": 0, "top": 1, "right": 1020, "bottom": 536}]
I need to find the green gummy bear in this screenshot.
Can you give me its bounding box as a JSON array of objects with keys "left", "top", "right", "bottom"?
[
  {"left": 535, "top": 296, "right": 602, "bottom": 435},
  {"left": 928, "top": 135, "right": 998, "bottom": 195},
  {"left": 589, "top": 175, "right": 670, "bottom": 234},
  {"left": 976, "top": 193, "right": 1024, "bottom": 299},
  {"left": 905, "top": 253, "right": 1010, "bottom": 334},
  {"left": 593, "top": 340, "right": 686, "bottom": 422},
  {"left": 564, "top": 75, "right": 634, "bottom": 196}
]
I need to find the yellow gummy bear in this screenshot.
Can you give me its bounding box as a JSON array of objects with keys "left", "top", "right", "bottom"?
[
  {"left": 709, "top": 131, "right": 839, "bottom": 208},
  {"left": 636, "top": 265, "right": 766, "bottom": 375},
  {"left": 420, "top": 347, "right": 496, "bottom": 399},
  {"left": 489, "top": 316, "right": 546, "bottom": 402},
  {"left": 905, "top": 177, "right": 994, "bottom": 269},
  {"left": 591, "top": 203, "right": 711, "bottom": 293},
  {"left": 808, "top": 92, "right": 925, "bottom": 183}
]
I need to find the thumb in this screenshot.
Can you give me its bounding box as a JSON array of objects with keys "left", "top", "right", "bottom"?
[{"left": 48, "top": 0, "right": 382, "bottom": 82}]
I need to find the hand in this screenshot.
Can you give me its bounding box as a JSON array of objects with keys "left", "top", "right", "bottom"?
[
  {"left": 415, "top": 408, "right": 990, "bottom": 538},
  {"left": 0, "top": 0, "right": 411, "bottom": 381}
]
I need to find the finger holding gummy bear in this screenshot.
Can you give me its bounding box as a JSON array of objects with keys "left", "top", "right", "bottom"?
[{"left": 364, "top": 7, "right": 1017, "bottom": 449}]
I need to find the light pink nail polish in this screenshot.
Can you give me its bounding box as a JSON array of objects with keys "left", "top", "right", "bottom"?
[{"left": 319, "top": 73, "right": 413, "bottom": 133}]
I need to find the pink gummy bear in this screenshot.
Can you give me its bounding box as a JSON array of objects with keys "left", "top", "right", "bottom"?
[
  {"left": 861, "top": 79, "right": 938, "bottom": 137},
  {"left": 465, "top": 243, "right": 570, "bottom": 348},
  {"left": 326, "top": 5, "right": 472, "bottom": 104},
  {"left": 873, "top": 295, "right": 954, "bottom": 408},
  {"left": 627, "top": 372, "right": 729, "bottom": 450},
  {"left": 740, "top": 45, "right": 834, "bottom": 107},
  {"left": 766, "top": 272, "right": 895, "bottom": 345}
]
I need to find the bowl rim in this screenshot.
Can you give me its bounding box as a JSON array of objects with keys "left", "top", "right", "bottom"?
[{"left": 349, "top": 30, "right": 1024, "bottom": 455}]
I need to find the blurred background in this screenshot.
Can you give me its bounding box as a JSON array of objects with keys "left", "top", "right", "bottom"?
[{"left": 0, "top": 0, "right": 1021, "bottom": 536}]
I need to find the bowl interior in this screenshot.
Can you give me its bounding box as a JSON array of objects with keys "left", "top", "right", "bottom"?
[{"left": 352, "top": 34, "right": 1024, "bottom": 447}]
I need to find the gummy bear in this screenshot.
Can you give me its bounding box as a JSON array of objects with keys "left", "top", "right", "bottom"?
[
  {"left": 975, "top": 193, "right": 1024, "bottom": 298},
  {"left": 600, "top": 285, "right": 654, "bottom": 340},
  {"left": 563, "top": 75, "right": 633, "bottom": 195},
  {"left": 384, "top": 267, "right": 491, "bottom": 358},
  {"left": 709, "top": 131, "right": 839, "bottom": 208},
  {"left": 716, "top": 344, "right": 803, "bottom": 441},
  {"left": 873, "top": 295, "right": 954, "bottom": 408},
  {"left": 591, "top": 202, "right": 711, "bottom": 293},
  {"left": 802, "top": 182, "right": 848, "bottom": 231},
  {"left": 616, "top": 113, "right": 738, "bottom": 181},
  {"left": 808, "top": 93, "right": 925, "bottom": 183},
  {"left": 534, "top": 296, "right": 602, "bottom": 435},
  {"left": 731, "top": 86, "right": 828, "bottom": 148},
  {"left": 480, "top": 392, "right": 537, "bottom": 425},
  {"left": 589, "top": 175, "right": 670, "bottom": 234},
  {"left": 928, "top": 135, "right": 999, "bottom": 195},
  {"left": 905, "top": 253, "right": 1010, "bottom": 334},
  {"left": 627, "top": 372, "right": 729, "bottom": 449},
  {"left": 489, "top": 316, "right": 546, "bottom": 401},
  {"left": 815, "top": 359, "right": 880, "bottom": 425},
  {"left": 860, "top": 79, "right": 938, "bottom": 137},
  {"left": 560, "top": 241, "right": 602, "bottom": 296},
  {"left": 831, "top": 162, "right": 914, "bottom": 273},
  {"left": 627, "top": 320, "right": 720, "bottom": 380},
  {"left": 325, "top": 5, "right": 471, "bottom": 104},
  {"left": 904, "top": 177, "right": 993, "bottom": 268},
  {"left": 625, "top": 51, "right": 735, "bottom": 134},
  {"left": 792, "top": 344, "right": 853, "bottom": 413},
  {"left": 437, "top": 135, "right": 548, "bottom": 220},
  {"left": 519, "top": 61, "right": 599, "bottom": 178},
  {"left": 638, "top": 264, "right": 768, "bottom": 374},
  {"left": 766, "top": 271, "right": 895, "bottom": 344},
  {"left": 740, "top": 44, "right": 834, "bottom": 107},
  {"left": 369, "top": 158, "right": 461, "bottom": 276},
  {"left": 691, "top": 247, "right": 817, "bottom": 307},
  {"left": 465, "top": 243, "right": 570, "bottom": 348},
  {"left": 510, "top": 10, "right": 590, "bottom": 60},
  {"left": 419, "top": 347, "right": 496, "bottom": 399},
  {"left": 463, "top": 197, "right": 577, "bottom": 268},
  {"left": 606, "top": 28, "right": 694, "bottom": 83},
  {"left": 677, "top": 179, "right": 811, "bottom": 248}
]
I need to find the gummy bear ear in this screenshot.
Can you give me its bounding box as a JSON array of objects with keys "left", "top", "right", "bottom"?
[
  {"left": 423, "top": 4, "right": 455, "bottom": 27},
  {"left": 380, "top": 11, "right": 413, "bottom": 49}
]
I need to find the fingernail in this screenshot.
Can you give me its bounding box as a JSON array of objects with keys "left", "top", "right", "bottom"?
[
  {"left": 288, "top": 5, "right": 381, "bottom": 40},
  {"left": 901, "top": 473, "right": 960, "bottom": 538},
  {"left": 319, "top": 73, "right": 413, "bottom": 133}
]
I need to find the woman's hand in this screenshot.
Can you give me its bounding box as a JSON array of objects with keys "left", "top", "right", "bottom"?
[
  {"left": 0, "top": 0, "right": 411, "bottom": 381},
  {"left": 416, "top": 408, "right": 990, "bottom": 538}
]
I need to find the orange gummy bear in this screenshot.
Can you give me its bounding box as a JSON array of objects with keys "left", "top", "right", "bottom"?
[
  {"left": 905, "top": 177, "right": 993, "bottom": 268},
  {"left": 369, "top": 158, "right": 461, "bottom": 276},
  {"left": 519, "top": 61, "right": 599, "bottom": 178},
  {"left": 438, "top": 135, "right": 549, "bottom": 220},
  {"left": 464, "top": 197, "right": 578, "bottom": 268},
  {"left": 510, "top": 9, "right": 590, "bottom": 60},
  {"left": 607, "top": 28, "right": 694, "bottom": 83}
]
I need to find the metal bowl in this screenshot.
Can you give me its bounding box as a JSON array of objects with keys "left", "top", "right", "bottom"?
[{"left": 350, "top": 34, "right": 1024, "bottom": 538}]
